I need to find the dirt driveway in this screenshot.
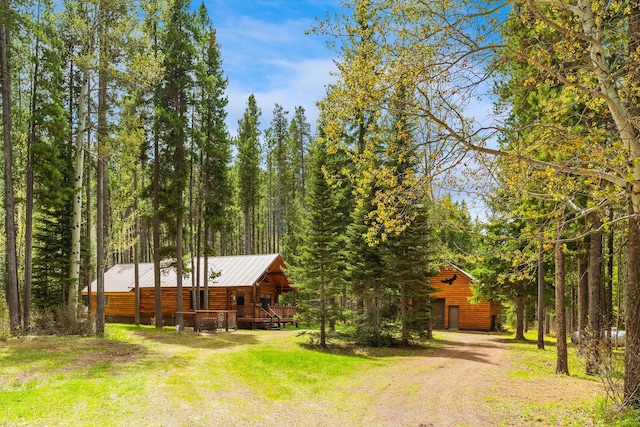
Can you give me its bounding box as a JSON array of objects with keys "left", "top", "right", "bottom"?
[
  {"left": 147, "top": 330, "right": 601, "bottom": 427},
  {"left": 345, "top": 331, "right": 601, "bottom": 427}
]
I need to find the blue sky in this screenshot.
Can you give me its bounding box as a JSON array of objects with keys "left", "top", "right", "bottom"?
[
  {"left": 200, "top": 0, "right": 342, "bottom": 137},
  {"left": 197, "top": 1, "right": 493, "bottom": 219}
]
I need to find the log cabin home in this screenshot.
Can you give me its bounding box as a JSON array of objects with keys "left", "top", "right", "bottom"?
[
  {"left": 430, "top": 264, "right": 501, "bottom": 331},
  {"left": 82, "top": 253, "right": 297, "bottom": 330}
]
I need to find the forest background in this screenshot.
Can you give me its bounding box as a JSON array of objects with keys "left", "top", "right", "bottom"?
[{"left": 2, "top": 0, "right": 640, "bottom": 410}]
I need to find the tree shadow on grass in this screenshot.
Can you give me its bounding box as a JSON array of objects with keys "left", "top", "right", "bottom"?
[
  {"left": 125, "top": 324, "right": 262, "bottom": 350},
  {"left": 297, "top": 331, "right": 508, "bottom": 366},
  {"left": 494, "top": 336, "right": 556, "bottom": 348},
  {"left": 0, "top": 335, "right": 148, "bottom": 383}
]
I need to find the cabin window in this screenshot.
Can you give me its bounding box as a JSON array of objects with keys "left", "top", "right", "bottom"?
[
  {"left": 190, "top": 290, "right": 206, "bottom": 309},
  {"left": 104, "top": 296, "right": 110, "bottom": 306},
  {"left": 260, "top": 293, "right": 272, "bottom": 310},
  {"left": 237, "top": 291, "right": 245, "bottom": 306}
]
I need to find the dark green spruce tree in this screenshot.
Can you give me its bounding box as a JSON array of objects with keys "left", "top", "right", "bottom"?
[
  {"left": 30, "top": 4, "right": 73, "bottom": 313},
  {"left": 236, "top": 94, "right": 261, "bottom": 254},
  {"left": 193, "top": 4, "right": 231, "bottom": 308},
  {"left": 290, "top": 138, "right": 346, "bottom": 347},
  {"left": 281, "top": 106, "right": 311, "bottom": 261},
  {"left": 194, "top": 7, "right": 231, "bottom": 254},
  {"left": 380, "top": 88, "right": 438, "bottom": 345},
  {"left": 155, "top": 0, "right": 196, "bottom": 328}
]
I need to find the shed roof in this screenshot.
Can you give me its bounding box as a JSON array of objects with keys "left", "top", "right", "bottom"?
[
  {"left": 87, "top": 253, "right": 287, "bottom": 293},
  {"left": 443, "top": 263, "right": 475, "bottom": 281}
]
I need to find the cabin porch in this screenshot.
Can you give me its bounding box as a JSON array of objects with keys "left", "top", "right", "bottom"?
[
  {"left": 236, "top": 304, "right": 298, "bottom": 330},
  {"left": 177, "top": 304, "right": 298, "bottom": 331}
]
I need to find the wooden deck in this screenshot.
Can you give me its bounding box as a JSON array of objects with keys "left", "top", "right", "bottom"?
[
  {"left": 237, "top": 305, "right": 298, "bottom": 329},
  {"left": 178, "top": 305, "right": 298, "bottom": 331},
  {"left": 236, "top": 316, "right": 297, "bottom": 330},
  {"left": 177, "top": 310, "right": 237, "bottom": 332}
]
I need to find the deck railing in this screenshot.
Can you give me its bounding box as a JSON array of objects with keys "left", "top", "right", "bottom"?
[
  {"left": 269, "top": 305, "right": 298, "bottom": 318},
  {"left": 236, "top": 304, "right": 298, "bottom": 319},
  {"left": 177, "top": 310, "right": 237, "bottom": 331}
]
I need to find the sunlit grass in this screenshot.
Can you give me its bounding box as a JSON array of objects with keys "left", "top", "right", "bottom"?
[
  {"left": 0, "top": 324, "right": 390, "bottom": 426},
  {"left": 495, "top": 329, "right": 639, "bottom": 426},
  {"left": 1, "top": 324, "right": 637, "bottom": 426}
]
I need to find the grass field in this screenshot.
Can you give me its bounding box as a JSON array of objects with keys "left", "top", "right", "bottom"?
[{"left": 0, "top": 325, "right": 638, "bottom": 426}]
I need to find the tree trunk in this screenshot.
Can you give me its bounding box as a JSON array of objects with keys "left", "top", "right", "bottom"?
[
  {"left": 203, "top": 223, "right": 209, "bottom": 310},
  {"left": 626, "top": 207, "right": 640, "bottom": 405},
  {"left": 134, "top": 166, "right": 140, "bottom": 326},
  {"left": 400, "top": 281, "right": 408, "bottom": 346},
  {"left": 515, "top": 282, "right": 525, "bottom": 340},
  {"left": 152, "top": 130, "right": 162, "bottom": 328},
  {"left": 84, "top": 135, "right": 92, "bottom": 315},
  {"left": 176, "top": 157, "right": 184, "bottom": 330},
  {"left": 586, "top": 214, "right": 603, "bottom": 374},
  {"left": 24, "top": 29, "right": 39, "bottom": 331},
  {"left": 605, "top": 210, "right": 614, "bottom": 332},
  {"left": 1, "top": 2, "right": 20, "bottom": 333},
  {"left": 625, "top": 0, "right": 640, "bottom": 406},
  {"left": 320, "top": 266, "right": 327, "bottom": 348},
  {"left": 195, "top": 174, "right": 202, "bottom": 310},
  {"left": 578, "top": 250, "right": 589, "bottom": 339},
  {"left": 69, "top": 73, "right": 88, "bottom": 324},
  {"left": 96, "top": 28, "right": 110, "bottom": 336},
  {"left": 555, "top": 222, "right": 569, "bottom": 375},
  {"left": 537, "top": 238, "right": 545, "bottom": 349}
]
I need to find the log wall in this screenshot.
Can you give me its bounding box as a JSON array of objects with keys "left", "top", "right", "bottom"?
[
  {"left": 86, "top": 284, "right": 280, "bottom": 321},
  {"left": 430, "top": 266, "right": 500, "bottom": 331}
]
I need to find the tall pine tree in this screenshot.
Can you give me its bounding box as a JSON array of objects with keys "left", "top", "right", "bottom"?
[
  {"left": 290, "top": 138, "right": 346, "bottom": 347},
  {"left": 236, "top": 94, "right": 261, "bottom": 254}
]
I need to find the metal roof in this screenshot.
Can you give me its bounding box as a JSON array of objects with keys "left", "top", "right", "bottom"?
[{"left": 88, "top": 253, "right": 285, "bottom": 293}]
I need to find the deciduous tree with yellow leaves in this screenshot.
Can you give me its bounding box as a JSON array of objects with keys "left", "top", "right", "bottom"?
[{"left": 315, "top": 0, "right": 640, "bottom": 405}]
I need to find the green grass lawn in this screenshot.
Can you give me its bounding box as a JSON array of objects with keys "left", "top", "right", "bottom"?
[
  {"left": 1, "top": 325, "right": 638, "bottom": 426},
  {"left": 497, "top": 330, "right": 639, "bottom": 427},
  {"left": 0, "top": 325, "right": 393, "bottom": 426}
]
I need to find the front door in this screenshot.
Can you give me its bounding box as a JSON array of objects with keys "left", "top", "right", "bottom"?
[
  {"left": 448, "top": 306, "right": 460, "bottom": 330},
  {"left": 260, "top": 293, "right": 272, "bottom": 310}
]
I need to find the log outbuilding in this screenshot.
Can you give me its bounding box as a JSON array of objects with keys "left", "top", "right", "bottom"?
[{"left": 430, "top": 264, "right": 501, "bottom": 331}]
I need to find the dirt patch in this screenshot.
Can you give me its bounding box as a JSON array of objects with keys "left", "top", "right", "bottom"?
[
  {"left": 144, "top": 330, "right": 601, "bottom": 427},
  {"left": 62, "top": 340, "right": 143, "bottom": 372},
  {"left": 346, "top": 331, "right": 600, "bottom": 427}
]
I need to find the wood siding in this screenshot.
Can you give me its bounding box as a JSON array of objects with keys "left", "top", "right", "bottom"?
[
  {"left": 430, "top": 265, "right": 500, "bottom": 331},
  {"left": 86, "top": 284, "right": 280, "bottom": 322}
]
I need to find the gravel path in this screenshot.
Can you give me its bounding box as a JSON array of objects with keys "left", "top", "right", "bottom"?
[
  {"left": 347, "top": 331, "right": 600, "bottom": 427},
  {"left": 146, "top": 330, "right": 601, "bottom": 426}
]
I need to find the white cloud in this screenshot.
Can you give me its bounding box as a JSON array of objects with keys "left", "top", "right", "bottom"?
[
  {"left": 206, "top": 2, "right": 338, "bottom": 137},
  {"left": 225, "top": 58, "right": 336, "bottom": 136}
]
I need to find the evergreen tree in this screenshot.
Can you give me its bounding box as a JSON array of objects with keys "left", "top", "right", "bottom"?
[
  {"left": 2, "top": 0, "right": 20, "bottom": 332},
  {"left": 290, "top": 138, "right": 346, "bottom": 347},
  {"left": 236, "top": 94, "right": 261, "bottom": 254},
  {"left": 155, "top": 0, "right": 196, "bottom": 329},
  {"left": 282, "top": 106, "right": 311, "bottom": 260},
  {"left": 194, "top": 7, "right": 231, "bottom": 255},
  {"left": 193, "top": 4, "right": 231, "bottom": 307},
  {"left": 29, "top": 3, "right": 73, "bottom": 313},
  {"left": 434, "top": 195, "right": 478, "bottom": 271},
  {"left": 265, "top": 103, "right": 288, "bottom": 252},
  {"left": 379, "top": 87, "right": 438, "bottom": 345}
]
